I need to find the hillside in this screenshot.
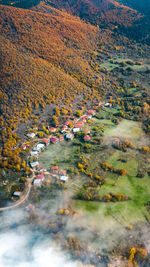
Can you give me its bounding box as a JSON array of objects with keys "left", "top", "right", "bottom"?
[
  {"left": 0, "top": 0, "right": 140, "bottom": 28},
  {"left": 0, "top": 4, "right": 105, "bottom": 132},
  {"left": 39, "top": 0, "right": 140, "bottom": 28}
]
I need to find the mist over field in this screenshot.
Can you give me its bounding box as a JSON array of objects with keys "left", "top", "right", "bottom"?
[{"left": 0, "top": 209, "right": 78, "bottom": 267}]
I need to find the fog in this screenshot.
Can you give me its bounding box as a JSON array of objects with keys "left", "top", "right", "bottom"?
[{"left": 0, "top": 209, "right": 78, "bottom": 267}]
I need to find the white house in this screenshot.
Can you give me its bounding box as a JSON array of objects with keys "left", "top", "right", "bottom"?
[
  {"left": 33, "top": 143, "right": 45, "bottom": 152},
  {"left": 104, "top": 103, "right": 112, "bottom": 107},
  {"left": 73, "top": 128, "right": 80, "bottom": 133},
  {"left": 66, "top": 133, "right": 74, "bottom": 140},
  {"left": 30, "top": 151, "right": 38, "bottom": 156},
  {"left": 30, "top": 161, "right": 39, "bottom": 168},
  {"left": 60, "top": 176, "right": 69, "bottom": 183},
  {"left": 27, "top": 133, "right": 35, "bottom": 138}
]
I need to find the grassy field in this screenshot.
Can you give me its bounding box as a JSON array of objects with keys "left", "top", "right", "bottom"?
[
  {"left": 38, "top": 142, "right": 78, "bottom": 169},
  {"left": 38, "top": 118, "right": 150, "bottom": 231},
  {"left": 73, "top": 118, "right": 150, "bottom": 229},
  {"left": 104, "top": 119, "right": 143, "bottom": 141}
]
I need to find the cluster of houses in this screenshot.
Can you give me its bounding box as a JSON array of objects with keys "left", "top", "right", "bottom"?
[{"left": 32, "top": 166, "right": 69, "bottom": 187}]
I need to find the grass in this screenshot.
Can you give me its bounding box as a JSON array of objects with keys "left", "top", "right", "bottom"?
[
  {"left": 104, "top": 119, "right": 143, "bottom": 141},
  {"left": 38, "top": 118, "right": 150, "bottom": 230},
  {"left": 38, "top": 142, "right": 78, "bottom": 169},
  {"left": 73, "top": 148, "right": 150, "bottom": 229}
]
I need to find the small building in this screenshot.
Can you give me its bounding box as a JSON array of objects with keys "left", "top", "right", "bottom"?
[
  {"left": 50, "top": 137, "right": 59, "bottom": 144},
  {"left": 13, "top": 191, "right": 21, "bottom": 197},
  {"left": 33, "top": 143, "right": 45, "bottom": 152},
  {"left": 33, "top": 173, "right": 45, "bottom": 186},
  {"left": 104, "top": 103, "right": 112, "bottom": 108},
  {"left": 73, "top": 128, "right": 80, "bottom": 133},
  {"left": 21, "top": 143, "right": 28, "bottom": 150},
  {"left": 36, "top": 173, "right": 45, "bottom": 181},
  {"left": 48, "top": 127, "right": 56, "bottom": 133},
  {"left": 51, "top": 165, "right": 58, "bottom": 171},
  {"left": 61, "top": 126, "right": 68, "bottom": 133},
  {"left": 64, "top": 121, "right": 70, "bottom": 126},
  {"left": 88, "top": 110, "right": 96, "bottom": 115},
  {"left": 59, "top": 136, "right": 64, "bottom": 142},
  {"left": 30, "top": 151, "right": 38, "bottom": 157},
  {"left": 30, "top": 161, "right": 39, "bottom": 169},
  {"left": 33, "top": 179, "right": 43, "bottom": 186},
  {"left": 60, "top": 176, "right": 69, "bottom": 183},
  {"left": 84, "top": 135, "right": 91, "bottom": 142},
  {"left": 59, "top": 170, "right": 67, "bottom": 176},
  {"left": 84, "top": 114, "right": 92, "bottom": 120},
  {"left": 41, "top": 138, "right": 50, "bottom": 146},
  {"left": 66, "top": 133, "right": 74, "bottom": 141},
  {"left": 27, "top": 132, "right": 35, "bottom": 139}
]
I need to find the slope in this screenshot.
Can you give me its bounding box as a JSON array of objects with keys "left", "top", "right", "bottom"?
[
  {"left": 0, "top": 4, "right": 106, "bottom": 133},
  {"left": 39, "top": 0, "right": 140, "bottom": 28}
]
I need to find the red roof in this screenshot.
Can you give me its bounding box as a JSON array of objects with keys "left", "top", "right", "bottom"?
[
  {"left": 50, "top": 137, "right": 58, "bottom": 143},
  {"left": 36, "top": 174, "right": 45, "bottom": 180},
  {"left": 84, "top": 136, "right": 91, "bottom": 141},
  {"left": 48, "top": 127, "right": 56, "bottom": 132},
  {"left": 42, "top": 138, "right": 49, "bottom": 144},
  {"left": 59, "top": 136, "right": 64, "bottom": 141},
  {"left": 59, "top": 170, "right": 66, "bottom": 175},
  {"left": 51, "top": 165, "right": 58, "bottom": 171},
  {"left": 64, "top": 121, "right": 70, "bottom": 126}
]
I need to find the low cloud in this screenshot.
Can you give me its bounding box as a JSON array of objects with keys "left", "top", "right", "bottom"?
[{"left": 0, "top": 209, "right": 77, "bottom": 267}]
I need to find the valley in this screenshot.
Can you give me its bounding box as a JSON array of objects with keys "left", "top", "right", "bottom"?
[{"left": 0, "top": 1, "right": 150, "bottom": 266}]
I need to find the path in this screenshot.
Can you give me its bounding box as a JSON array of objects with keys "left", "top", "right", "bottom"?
[{"left": 0, "top": 176, "right": 34, "bottom": 211}]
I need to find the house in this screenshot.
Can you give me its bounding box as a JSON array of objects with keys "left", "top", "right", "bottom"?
[
  {"left": 33, "top": 173, "right": 45, "bottom": 186},
  {"left": 104, "top": 103, "right": 112, "bottom": 108},
  {"left": 21, "top": 143, "right": 29, "bottom": 150},
  {"left": 59, "top": 170, "right": 67, "bottom": 176},
  {"left": 59, "top": 136, "right": 64, "bottom": 142},
  {"left": 30, "top": 151, "right": 38, "bottom": 157},
  {"left": 36, "top": 173, "right": 45, "bottom": 181},
  {"left": 33, "top": 143, "right": 45, "bottom": 152},
  {"left": 50, "top": 137, "right": 59, "bottom": 144},
  {"left": 61, "top": 126, "right": 68, "bottom": 133},
  {"left": 73, "top": 128, "right": 80, "bottom": 133},
  {"left": 51, "top": 165, "right": 58, "bottom": 171},
  {"left": 64, "top": 121, "right": 70, "bottom": 126},
  {"left": 66, "top": 133, "right": 74, "bottom": 141},
  {"left": 88, "top": 110, "right": 96, "bottom": 115},
  {"left": 30, "top": 161, "right": 39, "bottom": 169},
  {"left": 84, "top": 114, "right": 92, "bottom": 120},
  {"left": 48, "top": 127, "right": 56, "bottom": 133},
  {"left": 13, "top": 191, "right": 21, "bottom": 197},
  {"left": 84, "top": 135, "right": 91, "bottom": 142},
  {"left": 41, "top": 138, "right": 50, "bottom": 146},
  {"left": 60, "top": 175, "right": 69, "bottom": 183},
  {"left": 27, "top": 132, "right": 35, "bottom": 139},
  {"left": 33, "top": 179, "right": 43, "bottom": 186}
]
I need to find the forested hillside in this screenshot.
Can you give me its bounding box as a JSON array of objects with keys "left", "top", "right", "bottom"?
[
  {"left": 0, "top": 4, "right": 108, "bottom": 149},
  {"left": 40, "top": 0, "right": 140, "bottom": 27}
]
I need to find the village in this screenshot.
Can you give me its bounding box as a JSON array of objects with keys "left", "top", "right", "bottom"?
[{"left": 11, "top": 100, "right": 113, "bottom": 202}]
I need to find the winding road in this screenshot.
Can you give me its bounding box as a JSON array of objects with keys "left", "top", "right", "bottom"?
[{"left": 0, "top": 177, "right": 34, "bottom": 211}]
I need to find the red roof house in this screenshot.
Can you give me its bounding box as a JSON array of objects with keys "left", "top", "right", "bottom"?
[
  {"left": 59, "top": 136, "right": 64, "bottom": 142},
  {"left": 84, "top": 136, "right": 91, "bottom": 142},
  {"left": 51, "top": 165, "right": 58, "bottom": 171},
  {"left": 41, "top": 138, "right": 50, "bottom": 146},
  {"left": 50, "top": 137, "right": 58, "bottom": 144}
]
